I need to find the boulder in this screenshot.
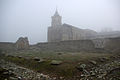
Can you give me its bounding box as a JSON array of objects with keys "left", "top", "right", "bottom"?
[
  {"left": 99, "top": 57, "right": 109, "bottom": 62},
  {"left": 76, "top": 63, "right": 86, "bottom": 71},
  {"left": 57, "top": 52, "right": 63, "bottom": 55},
  {"left": 33, "top": 57, "right": 40, "bottom": 61},
  {"left": 90, "top": 60, "right": 97, "bottom": 65},
  {"left": 50, "top": 60, "right": 62, "bottom": 65},
  {"left": 9, "top": 77, "right": 18, "bottom": 80},
  {"left": 37, "top": 59, "right": 45, "bottom": 63},
  {"left": 18, "top": 56, "right": 22, "bottom": 58}
]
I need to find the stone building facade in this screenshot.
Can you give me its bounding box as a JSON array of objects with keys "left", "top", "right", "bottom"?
[{"left": 48, "top": 10, "right": 97, "bottom": 42}]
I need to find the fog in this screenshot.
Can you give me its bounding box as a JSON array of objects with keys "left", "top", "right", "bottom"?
[{"left": 0, "top": 0, "right": 120, "bottom": 44}]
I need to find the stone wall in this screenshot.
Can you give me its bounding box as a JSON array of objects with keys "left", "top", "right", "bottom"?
[
  {"left": 36, "top": 40, "right": 95, "bottom": 52},
  {"left": 0, "top": 42, "right": 15, "bottom": 52},
  {"left": 0, "top": 37, "right": 119, "bottom": 53},
  {"left": 92, "top": 38, "right": 109, "bottom": 48},
  {"left": 35, "top": 37, "right": 120, "bottom": 53},
  {"left": 104, "top": 37, "right": 120, "bottom": 53},
  {"left": 0, "top": 37, "right": 30, "bottom": 52},
  {"left": 92, "top": 37, "right": 120, "bottom": 53},
  {"left": 48, "top": 24, "right": 97, "bottom": 42},
  {"left": 48, "top": 26, "right": 62, "bottom": 42}
]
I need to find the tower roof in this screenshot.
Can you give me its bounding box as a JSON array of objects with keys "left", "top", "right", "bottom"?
[{"left": 54, "top": 8, "right": 60, "bottom": 16}]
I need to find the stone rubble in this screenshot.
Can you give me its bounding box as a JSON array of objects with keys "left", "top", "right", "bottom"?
[
  {"left": 0, "top": 55, "right": 120, "bottom": 80},
  {"left": 0, "top": 59, "right": 52, "bottom": 80},
  {"left": 76, "top": 58, "right": 120, "bottom": 80}
]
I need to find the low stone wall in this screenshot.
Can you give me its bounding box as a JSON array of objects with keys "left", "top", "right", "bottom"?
[
  {"left": 0, "top": 42, "right": 16, "bottom": 52},
  {"left": 92, "top": 37, "right": 120, "bottom": 53},
  {"left": 104, "top": 37, "right": 120, "bottom": 53},
  {"left": 35, "top": 37, "right": 120, "bottom": 52},
  {"left": 36, "top": 40, "right": 95, "bottom": 52},
  {"left": 0, "top": 37, "right": 120, "bottom": 53},
  {"left": 92, "top": 38, "right": 109, "bottom": 48}
]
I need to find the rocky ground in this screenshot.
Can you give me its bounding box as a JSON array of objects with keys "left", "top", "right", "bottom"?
[
  {"left": 75, "top": 57, "right": 120, "bottom": 80},
  {"left": 0, "top": 59, "right": 52, "bottom": 80},
  {"left": 0, "top": 54, "right": 120, "bottom": 80}
]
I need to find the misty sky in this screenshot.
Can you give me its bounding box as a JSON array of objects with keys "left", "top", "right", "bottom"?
[{"left": 0, "top": 0, "right": 120, "bottom": 44}]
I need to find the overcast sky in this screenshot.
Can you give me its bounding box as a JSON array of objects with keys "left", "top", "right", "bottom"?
[{"left": 0, "top": 0, "right": 120, "bottom": 44}]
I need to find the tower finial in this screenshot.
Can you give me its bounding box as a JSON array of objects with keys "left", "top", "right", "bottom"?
[
  {"left": 54, "top": 6, "right": 59, "bottom": 16},
  {"left": 56, "top": 6, "right": 58, "bottom": 12}
]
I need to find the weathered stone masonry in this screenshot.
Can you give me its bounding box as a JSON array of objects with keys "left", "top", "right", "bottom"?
[{"left": 48, "top": 10, "right": 97, "bottom": 42}]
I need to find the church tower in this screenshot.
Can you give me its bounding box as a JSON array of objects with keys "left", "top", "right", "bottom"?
[
  {"left": 51, "top": 9, "right": 62, "bottom": 27},
  {"left": 48, "top": 9, "right": 63, "bottom": 42}
]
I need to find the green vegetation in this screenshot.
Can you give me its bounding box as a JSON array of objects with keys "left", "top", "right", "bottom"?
[
  {"left": 1, "top": 50, "right": 112, "bottom": 78},
  {"left": 2, "top": 55, "right": 75, "bottom": 77},
  {"left": 7, "top": 50, "right": 111, "bottom": 62},
  {"left": 0, "top": 49, "right": 2, "bottom": 54}
]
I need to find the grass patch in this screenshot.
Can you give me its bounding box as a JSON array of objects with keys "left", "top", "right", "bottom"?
[
  {"left": 2, "top": 56, "right": 75, "bottom": 78},
  {"left": 2, "top": 51, "right": 112, "bottom": 78}
]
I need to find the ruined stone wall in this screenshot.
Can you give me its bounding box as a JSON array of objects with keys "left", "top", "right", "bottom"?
[
  {"left": 0, "top": 37, "right": 29, "bottom": 51},
  {"left": 16, "top": 37, "right": 29, "bottom": 50}
]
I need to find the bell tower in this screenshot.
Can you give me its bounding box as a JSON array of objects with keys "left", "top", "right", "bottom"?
[{"left": 51, "top": 9, "right": 62, "bottom": 27}]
